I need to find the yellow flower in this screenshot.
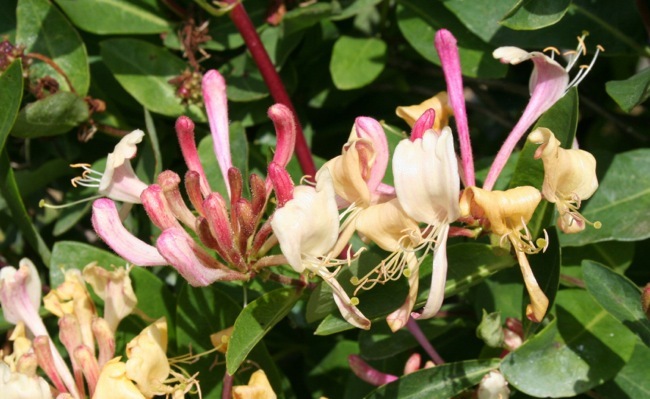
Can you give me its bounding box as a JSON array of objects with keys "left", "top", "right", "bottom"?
[
  {"left": 93, "top": 358, "right": 145, "bottom": 399},
  {"left": 396, "top": 92, "right": 453, "bottom": 131},
  {"left": 125, "top": 318, "right": 170, "bottom": 398},
  {"left": 460, "top": 186, "right": 549, "bottom": 322},
  {"left": 528, "top": 127, "right": 600, "bottom": 233},
  {"left": 232, "top": 370, "right": 277, "bottom": 399}
]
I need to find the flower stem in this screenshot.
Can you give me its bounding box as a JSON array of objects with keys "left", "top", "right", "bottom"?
[
  {"left": 222, "top": 371, "right": 233, "bottom": 399},
  {"left": 406, "top": 317, "right": 445, "bottom": 365},
  {"left": 225, "top": 0, "right": 317, "bottom": 178}
]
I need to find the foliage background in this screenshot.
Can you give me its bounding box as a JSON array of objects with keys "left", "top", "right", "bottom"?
[{"left": 1, "top": 0, "right": 649, "bottom": 398}]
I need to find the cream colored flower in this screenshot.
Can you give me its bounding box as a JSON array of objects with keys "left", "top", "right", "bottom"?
[
  {"left": 83, "top": 263, "right": 137, "bottom": 332},
  {"left": 232, "top": 370, "right": 277, "bottom": 399},
  {"left": 460, "top": 186, "right": 549, "bottom": 322},
  {"left": 0, "top": 362, "right": 53, "bottom": 399},
  {"left": 528, "top": 127, "right": 599, "bottom": 233},
  {"left": 125, "top": 318, "right": 170, "bottom": 398},
  {"left": 93, "top": 358, "right": 145, "bottom": 399}
]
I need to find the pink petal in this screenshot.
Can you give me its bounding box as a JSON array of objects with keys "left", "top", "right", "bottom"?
[
  {"left": 175, "top": 116, "right": 212, "bottom": 197},
  {"left": 268, "top": 162, "right": 294, "bottom": 207},
  {"left": 91, "top": 199, "right": 167, "bottom": 266},
  {"left": 202, "top": 70, "right": 232, "bottom": 197},
  {"left": 411, "top": 109, "right": 436, "bottom": 141},
  {"left": 348, "top": 355, "right": 398, "bottom": 386},
  {"left": 353, "top": 117, "right": 389, "bottom": 197}
]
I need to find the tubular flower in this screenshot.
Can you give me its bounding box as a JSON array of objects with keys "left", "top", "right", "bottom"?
[
  {"left": 460, "top": 186, "right": 549, "bottom": 322},
  {"left": 390, "top": 127, "right": 461, "bottom": 325},
  {"left": 93, "top": 358, "right": 145, "bottom": 399},
  {"left": 71, "top": 130, "right": 149, "bottom": 203},
  {"left": 395, "top": 92, "right": 453, "bottom": 132},
  {"left": 485, "top": 37, "right": 603, "bottom": 190},
  {"left": 0, "top": 362, "right": 53, "bottom": 399},
  {"left": 527, "top": 127, "right": 600, "bottom": 233},
  {"left": 270, "top": 168, "right": 371, "bottom": 330}
]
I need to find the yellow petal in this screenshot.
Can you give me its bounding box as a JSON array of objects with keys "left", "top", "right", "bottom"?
[
  {"left": 355, "top": 199, "right": 421, "bottom": 252},
  {"left": 125, "top": 318, "right": 170, "bottom": 397},
  {"left": 232, "top": 370, "right": 277, "bottom": 399},
  {"left": 321, "top": 138, "right": 374, "bottom": 207},
  {"left": 395, "top": 92, "right": 453, "bottom": 131}
]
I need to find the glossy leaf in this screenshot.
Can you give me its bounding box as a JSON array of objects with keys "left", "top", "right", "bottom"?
[
  {"left": 11, "top": 91, "right": 89, "bottom": 137},
  {"left": 314, "top": 243, "right": 516, "bottom": 335},
  {"left": 606, "top": 67, "right": 650, "bottom": 113},
  {"left": 54, "top": 0, "right": 172, "bottom": 35},
  {"left": 502, "top": 290, "right": 637, "bottom": 397},
  {"left": 597, "top": 342, "right": 650, "bottom": 398},
  {"left": 582, "top": 260, "right": 650, "bottom": 346},
  {"left": 330, "top": 36, "right": 387, "bottom": 90},
  {"left": 0, "top": 150, "right": 51, "bottom": 265},
  {"left": 0, "top": 61, "right": 23, "bottom": 151},
  {"left": 226, "top": 287, "right": 302, "bottom": 374},
  {"left": 365, "top": 359, "right": 501, "bottom": 399},
  {"left": 396, "top": 0, "right": 507, "bottom": 78},
  {"left": 50, "top": 241, "right": 127, "bottom": 286},
  {"left": 16, "top": 0, "right": 89, "bottom": 95},
  {"left": 100, "top": 39, "right": 205, "bottom": 121},
  {"left": 500, "top": 0, "right": 571, "bottom": 30},
  {"left": 561, "top": 149, "right": 650, "bottom": 246}
]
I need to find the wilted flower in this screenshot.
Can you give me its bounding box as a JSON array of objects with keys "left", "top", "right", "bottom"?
[{"left": 527, "top": 127, "right": 600, "bottom": 233}]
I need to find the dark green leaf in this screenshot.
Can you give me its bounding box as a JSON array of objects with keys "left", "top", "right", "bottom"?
[
  {"left": 0, "top": 0, "right": 17, "bottom": 41},
  {"left": 582, "top": 260, "right": 650, "bottom": 345},
  {"left": 606, "top": 67, "right": 650, "bottom": 113},
  {"left": 562, "top": 241, "right": 634, "bottom": 274},
  {"left": 0, "top": 61, "right": 23, "bottom": 152},
  {"left": 500, "top": 0, "right": 571, "bottom": 30},
  {"left": 54, "top": 0, "right": 172, "bottom": 35},
  {"left": 282, "top": 2, "right": 332, "bottom": 36},
  {"left": 143, "top": 108, "right": 162, "bottom": 178},
  {"left": 100, "top": 39, "right": 205, "bottom": 121},
  {"left": 0, "top": 150, "right": 51, "bottom": 265},
  {"left": 16, "top": 0, "right": 89, "bottom": 95},
  {"left": 11, "top": 91, "right": 89, "bottom": 137},
  {"left": 365, "top": 359, "right": 501, "bottom": 399},
  {"left": 226, "top": 287, "right": 302, "bottom": 374},
  {"left": 330, "top": 36, "right": 387, "bottom": 90},
  {"left": 332, "top": 0, "right": 383, "bottom": 21},
  {"left": 502, "top": 290, "right": 637, "bottom": 397},
  {"left": 50, "top": 241, "right": 125, "bottom": 286},
  {"left": 561, "top": 149, "right": 650, "bottom": 246},
  {"left": 396, "top": 0, "right": 507, "bottom": 78},
  {"left": 597, "top": 342, "right": 650, "bottom": 398}
]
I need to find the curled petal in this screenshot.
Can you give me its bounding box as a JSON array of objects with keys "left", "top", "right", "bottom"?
[
  {"left": 396, "top": 92, "right": 452, "bottom": 131},
  {"left": 411, "top": 108, "right": 436, "bottom": 140},
  {"left": 268, "top": 103, "right": 296, "bottom": 168},
  {"left": 386, "top": 254, "right": 419, "bottom": 332},
  {"left": 156, "top": 228, "right": 247, "bottom": 286},
  {"left": 322, "top": 139, "right": 374, "bottom": 207},
  {"left": 413, "top": 224, "right": 450, "bottom": 320},
  {"left": 99, "top": 130, "right": 148, "bottom": 203},
  {"left": 0, "top": 258, "right": 42, "bottom": 329},
  {"left": 202, "top": 70, "right": 232, "bottom": 197},
  {"left": 351, "top": 117, "right": 389, "bottom": 197},
  {"left": 325, "top": 274, "right": 371, "bottom": 330},
  {"left": 348, "top": 355, "right": 398, "bottom": 386},
  {"left": 355, "top": 199, "right": 420, "bottom": 252},
  {"left": 94, "top": 358, "right": 145, "bottom": 399},
  {"left": 91, "top": 199, "right": 167, "bottom": 266},
  {"left": 394, "top": 127, "right": 460, "bottom": 226}
]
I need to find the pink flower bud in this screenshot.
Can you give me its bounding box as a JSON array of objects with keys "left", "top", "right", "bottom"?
[
  {"left": 411, "top": 109, "right": 436, "bottom": 141},
  {"left": 268, "top": 162, "right": 294, "bottom": 207},
  {"left": 348, "top": 355, "right": 398, "bottom": 386},
  {"left": 175, "top": 116, "right": 211, "bottom": 196},
  {"left": 141, "top": 185, "right": 181, "bottom": 231}
]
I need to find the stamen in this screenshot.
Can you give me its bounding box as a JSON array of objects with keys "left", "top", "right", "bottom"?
[
  {"left": 567, "top": 45, "right": 603, "bottom": 89},
  {"left": 39, "top": 195, "right": 102, "bottom": 209}
]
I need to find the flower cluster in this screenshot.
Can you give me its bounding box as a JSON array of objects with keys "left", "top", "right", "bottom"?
[{"left": 83, "top": 30, "right": 601, "bottom": 334}]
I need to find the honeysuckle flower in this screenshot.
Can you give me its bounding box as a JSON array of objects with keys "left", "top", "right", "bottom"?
[
  {"left": 460, "top": 186, "right": 549, "bottom": 322},
  {"left": 527, "top": 127, "right": 600, "bottom": 233},
  {"left": 0, "top": 259, "right": 79, "bottom": 398},
  {"left": 232, "top": 370, "right": 277, "bottom": 399},
  {"left": 484, "top": 37, "right": 603, "bottom": 191},
  {"left": 43, "top": 269, "right": 96, "bottom": 352},
  {"left": 125, "top": 318, "right": 169, "bottom": 398},
  {"left": 377, "top": 126, "right": 461, "bottom": 328},
  {"left": 71, "top": 130, "right": 148, "bottom": 203},
  {"left": 203, "top": 69, "right": 232, "bottom": 197},
  {"left": 93, "top": 358, "right": 145, "bottom": 399},
  {"left": 478, "top": 370, "right": 510, "bottom": 399},
  {"left": 270, "top": 167, "right": 370, "bottom": 330},
  {"left": 0, "top": 362, "right": 53, "bottom": 399},
  {"left": 82, "top": 263, "right": 138, "bottom": 333},
  {"left": 395, "top": 92, "right": 453, "bottom": 132}
]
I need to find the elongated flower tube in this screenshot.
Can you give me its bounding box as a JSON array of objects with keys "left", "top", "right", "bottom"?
[
  {"left": 271, "top": 168, "right": 370, "bottom": 329},
  {"left": 203, "top": 70, "right": 232, "bottom": 197},
  {"left": 392, "top": 126, "right": 461, "bottom": 322},
  {"left": 485, "top": 38, "right": 602, "bottom": 190},
  {"left": 71, "top": 130, "right": 148, "bottom": 203},
  {"left": 528, "top": 127, "right": 600, "bottom": 233},
  {"left": 92, "top": 199, "right": 168, "bottom": 266},
  {"left": 460, "top": 186, "right": 549, "bottom": 322}
]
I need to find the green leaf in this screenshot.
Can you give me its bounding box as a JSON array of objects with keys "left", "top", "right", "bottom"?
[
  {"left": 597, "top": 342, "right": 650, "bottom": 398},
  {"left": 562, "top": 241, "right": 634, "bottom": 274},
  {"left": 365, "top": 359, "right": 501, "bottom": 399},
  {"left": 360, "top": 317, "right": 466, "bottom": 360},
  {"left": 282, "top": 2, "right": 332, "bottom": 36},
  {"left": 332, "top": 0, "right": 382, "bottom": 21},
  {"left": 143, "top": 108, "right": 162, "bottom": 178},
  {"left": 226, "top": 287, "right": 302, "bottom": 374},
  {"left": 561, "top": 149, "right": 650, "bottom": 246},
  {"left": 54, "top": 0, "right": 172, "bottom": 35},
  {"left": 606, "top": 67, "right": 650, "bottom": 113},
  {"left": 502, "top": 290, "right": 637, "bottom": 397},
  {"left": 582, "top": 260, "right": 650, "bottom": 346},
  {"left": 100, "top": 39, "right": 205, "bottom": 121},
  {"left": 396, "top": 0, "right": 507, "bottom": 78},
  {"left": 330, "top": 36, "right": 387, "bottom": 90},
  {"left": 0, "top": 150, "right": 51, "bottom": 265},
  {"left": 500, "top": 0, "right": 571, "bottom": 30},
  {"left": 11, "top": 91, "right": 89, "bottom": 137},
  {"left": 197, "top": 121, "right": 249, "bottom": 200},
  {"left": 0, "top": 61, "right": 23, "bottom": 152},
  {"left": 16, "top": 0, "right": 89, "bottom": 95},
  {"left": 314, "top": 243, "right": 515, "bottom": 335},
  {"left": 50, "top": 241, "right": 125, "bottom": 286}
]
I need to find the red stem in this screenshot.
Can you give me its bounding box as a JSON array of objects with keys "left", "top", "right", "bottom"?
[{"left": 225, "top": 1, "right": 317, "bottom": 178}]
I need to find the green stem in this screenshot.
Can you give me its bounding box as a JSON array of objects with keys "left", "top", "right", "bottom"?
[{"left": 571, "top": 3, "right": 650, "bottom": 57}]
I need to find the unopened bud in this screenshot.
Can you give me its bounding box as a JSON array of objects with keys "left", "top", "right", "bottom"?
[
  {"left": 250, "top": 173, "right": 267, "bottom": 217},
  {"left": 141, "top": 185, "right": 180, "bottom": 230},
  {"left": 92, "top": 317, "right": 116, "bottom": 368},
  {"left": 403, "top": 353, "right": 421, "bottom": 375},
  {"left": 228, "top": 167, "right": 243, "bottom": 205},
  {"left": 643, "top": 283, "right": 650, "bottom": 320},
  {"left": 158, "top": 170, "right": 196, "bottom": 229},
  {"left": 184, "top": 170, "right": 206, "bottom": 215}
]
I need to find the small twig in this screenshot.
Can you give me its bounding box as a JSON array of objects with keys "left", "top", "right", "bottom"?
[
  {"left": 25, "top": 52, "right": 76, "bottom": 94},
  {"left": 221, "top": 371, "right": 233, "bottom": 399}
]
